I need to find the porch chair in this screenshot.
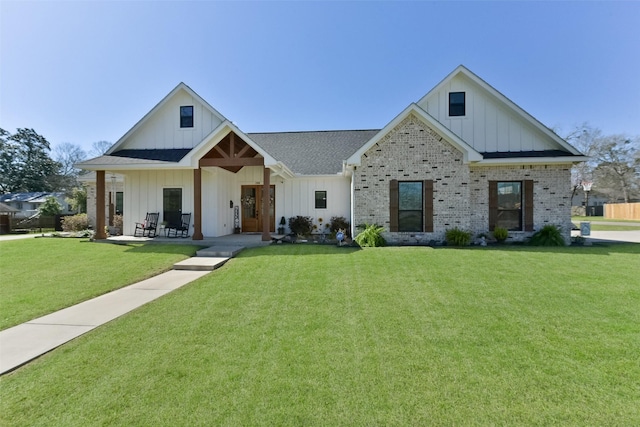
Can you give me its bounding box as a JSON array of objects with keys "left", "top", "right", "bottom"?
[
  {"left": 134, "top": 212, "right": 160, "bottom": 237},
  {"left": 166, "top": 213, "right": 191, "bottom": 238}
]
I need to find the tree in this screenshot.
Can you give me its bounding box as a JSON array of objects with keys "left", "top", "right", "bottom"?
[
  {"left": 51, "top": 142, "right": 87, "bottom": 192},
  {"left": 591, "top": 135, "right": 640, "bottom": 203},
  {"left": 88, "top": 140, "right": 113, "bottom": 158},
  {"left": 565, "top": 125, "right": 640, "bottom": 203},
  {"left": 39, "top": 196, "right": 62, "bottom": 217},
  {"left": 66, "top": 186, "right": 87, "bottom": 213},
  {"left": 0, "top": 128, "right": 61, "bottom": 193}
]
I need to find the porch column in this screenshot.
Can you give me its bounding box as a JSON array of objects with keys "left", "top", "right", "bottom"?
[
  {"left": 262, "top": 166, "right": 271, "bottom": 241},
  {"left": 193, "top": 167, "right": 203, "bottom": 240},
  {"left": 95, "top": 170, "right": 107, "bottom": 239}
]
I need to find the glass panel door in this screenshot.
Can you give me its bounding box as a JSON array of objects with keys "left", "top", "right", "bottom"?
[
  {"left": 241, "top": 186, "right": 259, "bottom": 232},
  {"left": 163, "top": 188, "right": 182, "bottom": 228}
]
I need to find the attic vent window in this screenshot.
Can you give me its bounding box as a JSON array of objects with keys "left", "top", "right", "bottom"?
[
  {"left": 449, "top": 92, "right": 465, "bottom": 117},
  {"left": 180, "top": 106, "right": 194, "bottom": 128}
]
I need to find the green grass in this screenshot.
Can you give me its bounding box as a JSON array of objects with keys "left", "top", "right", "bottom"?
[
  {"left": 0, "top": 238, "right": 202, "bottom": 330},
  {"left": 589, "top": 224, "right": 640, "bottom": 231},
  {"left": 1, "top": 244, "right": 639, "bottom": 425},
  {"left": 572, "top": 216, "right": 640, "bottom": 223}
]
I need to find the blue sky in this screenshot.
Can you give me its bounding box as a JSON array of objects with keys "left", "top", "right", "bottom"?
[{"left": 1, "top": 1, "right": 638, "bottom": 154}]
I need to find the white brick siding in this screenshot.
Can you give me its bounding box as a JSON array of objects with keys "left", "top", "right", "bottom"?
[{"left": 353, "top": 114, "right": 573, "bottom": 244}]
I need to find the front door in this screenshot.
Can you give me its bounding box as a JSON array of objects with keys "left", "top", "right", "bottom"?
[
  {"left": 241, "top": 185, "right": 275, "bottom": 232},
  {"left": 163, "top": 188, "right": 182, "bottom": 228}
]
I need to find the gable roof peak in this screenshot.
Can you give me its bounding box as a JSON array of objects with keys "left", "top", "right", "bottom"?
[{"left": 105, "top": 82, "right": 228, "bottom": 155}]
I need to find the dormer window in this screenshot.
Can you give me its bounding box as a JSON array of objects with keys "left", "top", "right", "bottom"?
[
  {"left": 449, "top": 92, "right": 465, "bottom": 117},
  {"left": 180, "top": 106, "right": 194, "bottom": 128}
]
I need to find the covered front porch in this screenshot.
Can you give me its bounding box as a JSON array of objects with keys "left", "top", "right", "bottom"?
[{"left": 90, "top": 128, "right": 293, "bottom": 243}]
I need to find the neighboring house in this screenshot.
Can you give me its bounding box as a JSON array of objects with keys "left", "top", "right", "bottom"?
[
  {"left": 77, "top": 65, "right": 587, "bottom": 243},
  {"left": 0, "top": 192, "right": 75, "bottom": 219}
]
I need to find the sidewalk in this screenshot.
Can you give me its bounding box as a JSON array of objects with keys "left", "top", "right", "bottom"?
[{"left": 0, "top": 255, "right": 229, "bottom": 375}]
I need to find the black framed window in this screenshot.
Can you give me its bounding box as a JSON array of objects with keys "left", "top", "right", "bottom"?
[
  {"left": 398, "top": 181, "right": 423, "bottom": 232},
  {"left": 315, "top": 191, "right": 327, "bottom": 209},
  {"left": 449, "top": 92, "right": 465, "bottom": 117},
  {"left": 180, "top": 106, "right": 194, "bottom": 128},
  {"left": 115, "top": 192, "right": 124, "bottom": 215},
  {"left": 496, "top": 182, "right": 522, "bottom": 230}
]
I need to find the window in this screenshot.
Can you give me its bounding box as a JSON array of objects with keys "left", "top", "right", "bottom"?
[
  {"left": 180, "top": 106, "right": 194, "bottom": 128},
  {"left": 496, "top": 182, "right": 522, "bottom": 230},
  {"left": 489, "top": 180, "right": 534, "bottom": 231},
  {"left": 449, "top": 92, "right": 465, "bottom": 117},
  {"left": 315, "top": 191, "right": 327, "bottom": 209},
  {"left": 115, "top": 192, "right": 124, "bottom": 215},
  {"left": 390, "top": 180, "right": 434, "bottom": 233},
  {"left": 398, "top": 182, "right": 423, "bottom": 232}
]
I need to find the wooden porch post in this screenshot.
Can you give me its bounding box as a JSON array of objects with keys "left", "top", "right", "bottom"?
[
  {"left": 95, "top": 170, "right": 107, "bottom": 239},
  {"left": 262, "top": 166, "right": 271, "bottom": 241},
  {"left": 193, "top": 167, "right": 203, "bottom": 240}
]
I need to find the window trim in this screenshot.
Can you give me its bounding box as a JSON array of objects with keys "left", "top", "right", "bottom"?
[
  {"left": 180, "top": 105, "right": 194, "bottom": 128},
  {"left": 315, "top": 190, "right": 327, "bottom": 209},
  {"left": 448, "top": 91, "right": 466, "bottom": 117}
]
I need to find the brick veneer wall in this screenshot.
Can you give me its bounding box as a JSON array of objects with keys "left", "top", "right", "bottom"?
[{"left": 352, "top": 114, "right": 573, "bottom": 244}]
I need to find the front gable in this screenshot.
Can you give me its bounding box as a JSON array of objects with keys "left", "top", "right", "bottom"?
[
  {"left": 416, "top": 65, "right": 582, "bottom": 156},
  {"left": 347, "top": 104, "right": 483, "bottom": 167},
  {"left": 107, "top": 83, "right": 227, "bottom": 153}
]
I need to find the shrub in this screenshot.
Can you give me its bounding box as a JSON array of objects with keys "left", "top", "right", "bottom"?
[
  {"left": 329, "top": 216, "right": 350, "bottom": 237},
  {"left": 113, "top": 214, "right": 123, "bottom": 229},
  {"left": 529, "top": 225, "right": 565, "bottom": 246},
  {"left": 61, "top": 213, "right": 90, "bottom": 232},
  {"left": 354, "top": 223, "right": 386, "bottom": 247},
  {"left": 493, "top": 227, "right": 509, "bottom": 243},
  {"left": 445, "top": 227, "right": 472, "bottom": 246},
  {"left": 288, "top": 216, "right": 313, "bottom": 236},
  {"left": 39, "top": 196, "right": 62, "bottom": 217}
]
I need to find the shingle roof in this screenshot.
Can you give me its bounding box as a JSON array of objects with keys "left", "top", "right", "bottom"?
[{"left": 248, "top": 130, "right": 380, "bottom": 175}]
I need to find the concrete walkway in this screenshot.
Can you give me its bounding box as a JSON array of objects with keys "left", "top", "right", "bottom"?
[{"left": 0, "top": 251, "right": 231, "bottom": 375}]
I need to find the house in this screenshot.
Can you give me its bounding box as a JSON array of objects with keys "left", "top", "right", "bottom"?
[
  {"left": 0, "top": 192, "right": 75, "bottom": 219},
  {"left": 77, "top": 65, "right": 587, "bottom": 243}
]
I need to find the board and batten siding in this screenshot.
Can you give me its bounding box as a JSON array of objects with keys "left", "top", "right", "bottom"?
[
  {"left": 122, "top": 166, "right": 351, "bottom": 237},
  {"left": 279, "top": 176, "right": 351, "bottom": 229},
  {"left": 122, "top": 170, "right": 194, "bottom": 236},
  {"left": 417, "top": 73, "right": 557, "bottom": 154},
  {"left": 118, "top": 89, "right": 223, "bottom": 151}
]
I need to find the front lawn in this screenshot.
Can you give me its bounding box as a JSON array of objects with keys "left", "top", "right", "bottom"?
[
  {"left": 0, "top": 238, "right": 202, "bottom": 330},
  {"left": 1, "top": 244, "right": 639, "bottom": 425}
]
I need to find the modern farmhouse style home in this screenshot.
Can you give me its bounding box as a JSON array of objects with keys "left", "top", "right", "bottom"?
[{"left": 78, "top": 65, "right": 587, "bottom": 243}]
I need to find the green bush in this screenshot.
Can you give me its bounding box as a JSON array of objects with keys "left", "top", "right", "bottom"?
[
  {"left": 329, "top": 216, "right": 350, "bottom": 237},
  {"left": 529, "top": 225, "right": 565, "bottom": 246},
  {"left": 445, "top": 227, "right": 472, "bottom": 246},
  {"left": 288, "top": 216, "right": 313, "bottom": 236},
  {"left": 61, "top": 213, "right": 90, "bottom": 232},
  {"left": 493, "top": 227, "right": 509, "bottom": 243},
  {"left": 39, "top": 196, "right": 62, "bottom": 217},
  {"left": 354, "top": 223, "right": 386, "bottom": 247}
]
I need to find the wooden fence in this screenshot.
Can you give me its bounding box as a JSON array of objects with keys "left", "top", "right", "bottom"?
[{"left": 604, "top": 203, "right": 640, "bottom": 220}]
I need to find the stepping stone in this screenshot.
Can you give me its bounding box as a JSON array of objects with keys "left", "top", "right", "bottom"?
[{"left": 173, "top": 257, "right": 229, "bottom": 271}]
